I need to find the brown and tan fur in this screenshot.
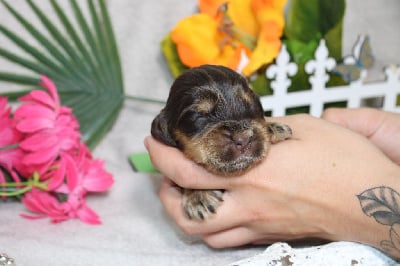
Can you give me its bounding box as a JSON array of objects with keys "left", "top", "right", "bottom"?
[{"left": 151, "top": 65, "right": 292, "bottom": 220}]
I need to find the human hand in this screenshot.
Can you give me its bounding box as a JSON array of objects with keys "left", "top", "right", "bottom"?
[
  {"left": 145, "top": 113, "right": 400, "bottom": 251},
  {"left": 323, "top": 108, "right": 400, "bottom": 165}
]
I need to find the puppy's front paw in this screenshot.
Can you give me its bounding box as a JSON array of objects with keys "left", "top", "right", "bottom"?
[
  {"left": 267, "top": 122, "right": 292, "bottom": 143},
  {"left": 182, "top": 189, "right": 224, "bottom": 220}
]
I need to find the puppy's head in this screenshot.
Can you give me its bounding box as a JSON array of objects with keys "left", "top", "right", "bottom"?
[{"left": 151, "top": 65, "right": 269, "bottom": 175}]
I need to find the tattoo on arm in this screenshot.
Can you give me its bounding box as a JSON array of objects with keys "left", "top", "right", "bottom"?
[{"left": 357, "top": 186, "right": 400, "bottom": 260}]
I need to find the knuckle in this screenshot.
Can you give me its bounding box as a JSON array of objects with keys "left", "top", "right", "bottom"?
[
  {"left": 294, "top": 113, "right": 312, "bottom": 121},
  {"left": 177, "top": 221, "right": 198, "bottom": 236},
  {"left": 321, "top": 108, "right": 339, "bottom": 120}
]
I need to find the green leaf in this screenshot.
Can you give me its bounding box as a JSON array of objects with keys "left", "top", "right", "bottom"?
[
  {"left": 284, "top": 0, "right": 345, "bottom": 61},
  {"left": 249, "top": 70, "right": 272, "bottom": 96},
  {"left": 160, "top": 33, "right": 188, "bottom": 78},
  {"left": 285, "top": 0, "right": 345, "bottom": 43},
  {"left": 284, "top": 38, "right": 319, "bottom": 65},
  {"left": 0, "top": 0, "right": 124, "bottom": 149}
]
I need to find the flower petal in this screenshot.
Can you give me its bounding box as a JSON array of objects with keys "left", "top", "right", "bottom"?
[
  {"left": 19, "top": 90, "right": 56, "bottom": 110},
  {"left": 172, "top": 13, "right": 220, "bottom": 67},
  {"left": 47, "top": 161, "right": 67, "bottom": 191},
  {"left": 82, "top": 160, "right": 114, "bottom": 192},
  {"left": 228, "top": 0, "right": 259, "bottom": 37},
  {"left": 251, "top": 0, "right": 287, "bottom": 30},
  {"left": 40, "top": 75, "right": 60, "bottom": 107},
  {"left": 16, "top": 117, "right": 55, "bottom": 133},
  {"left": 22, "top": 145, "right": 59, "bottom": 165},
  {"left": 242, "top": 20, "right": 282, "bottom": 76},
  {"left": 76, "top": 203, "right": 101, "bottom": 225},
  {"left": 198, "top": 0, "right": 226, "bottom": 16},
  {"left": 64, "top": 154, "right": 80, "bottom": 191},
  {"left": 20, "top": 133, "right": 58, "bottom": 152},
  {"left": 22, "top": 189, "right": 60, "bottom": 214},
  {"left": 14, "top": 103, "right": 55, "bottom": 120}
]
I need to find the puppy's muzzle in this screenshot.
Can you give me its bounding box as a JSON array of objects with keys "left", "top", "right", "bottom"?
[{"left": 177, "top": 118, "right": 269, "bottom": 175}]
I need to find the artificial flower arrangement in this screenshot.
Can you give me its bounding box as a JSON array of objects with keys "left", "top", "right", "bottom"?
[
  {"left": 0, "top": 0, "right": 121, "bottom": 225},
  {"left": 0, "top": 76, "right": 113, "bottom": 224},
  {"left": 161, "top": 0, "right": 347, "bottom": 95}
]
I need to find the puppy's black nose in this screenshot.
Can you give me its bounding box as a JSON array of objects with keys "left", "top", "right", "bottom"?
[{"left": 232, "top": 133, "right": 251, "bottom": 150}]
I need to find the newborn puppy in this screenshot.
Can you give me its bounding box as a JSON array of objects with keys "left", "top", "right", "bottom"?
[{"left": 151, "top": 65, "right": 291, "bottom": 220}]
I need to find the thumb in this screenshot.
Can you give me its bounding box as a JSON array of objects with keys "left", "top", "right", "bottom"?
[
  {"left": 322, "top": 108, "right": 400, "bottom": 165},
  {"left": 321, "top": 108, "right": 385, "bottom": 139}
]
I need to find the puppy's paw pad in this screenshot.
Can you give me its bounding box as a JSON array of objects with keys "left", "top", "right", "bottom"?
[
  {"left": 267, "top": 122, "right": 292, "bottom": 143},
  {"left": 182, "top": 190, "right": 223, "bottom": 220}
]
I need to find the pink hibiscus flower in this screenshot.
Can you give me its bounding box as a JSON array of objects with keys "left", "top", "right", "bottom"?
[
  {"left": 0, "top": 97, "right": 23, "bottom": 183},
  {"left": 13, "top": 76, "right": 81, "bottom": 176}
]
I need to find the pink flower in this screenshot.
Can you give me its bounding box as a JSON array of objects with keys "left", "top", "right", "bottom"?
[
  {"left": 20, "top": 188, "right": 67, "bottom": 222},
  {"left": 43, "top": 142, "right": 114, "bottom": 191},
  {"left": 0, "top": 97, "right": 23, "bottom": 183},
  {"left": 21, "top": 142, "right": 113, "bottom": 224},
  {"left": 65, "top": 142, "right": 114, "bottom": 193},
  {"left": 21, "top": 188, "right": 101, "bottom": 225},
  {"left": 0, "top": 75, "right": 114, "bottom": 225},
  {"left": 13, "top": 76, "right": 80, "bottom": 176}
]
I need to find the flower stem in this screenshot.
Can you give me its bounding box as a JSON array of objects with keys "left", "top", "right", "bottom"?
[
  {"left": 123, "top": 94, "right": 166, "bottom": 104},
  {"left": 0, "top": 143, "right": 19, "bottom": 151},
  {"left": 0, "top": 172, "right": 47, "bottom": 197}
]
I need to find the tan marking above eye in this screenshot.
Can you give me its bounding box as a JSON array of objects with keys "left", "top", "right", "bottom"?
[
  {"left": 196, "top": 99, "right": 215, "bottom": 113},
  {"left": 194, "top": 87, "right": 222, "bottom": 113},
  {"left": 234, "top": 85, "right": 253, "bottom": 104}
]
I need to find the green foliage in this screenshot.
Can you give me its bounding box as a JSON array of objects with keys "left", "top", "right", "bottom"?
[
  {"left": 285, "top": 0, "right": 345, "bottom": 61},
  {"left": 0, "top": 0, "right": 124, "bottom": 149},
  {"left": 160, "top": 33, "right": 188, "bottom": 78}
]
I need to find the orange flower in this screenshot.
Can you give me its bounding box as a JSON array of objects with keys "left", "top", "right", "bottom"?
[
  {"left": 171, "top": 0, "right": 287, "bottom": 76},
  {"left": 242, "top": 20, "right": 282, "bottom": 76},
  {"left": 198, "top": 0, "right": 226, "bottom": 16},
  {"left": 171, "top": 14, "right": 220, "bottom": 67}
]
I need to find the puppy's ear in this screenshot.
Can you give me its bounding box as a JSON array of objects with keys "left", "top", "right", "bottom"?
[{"left": 151, "top": 111, "right": 177, "bottom": 147}]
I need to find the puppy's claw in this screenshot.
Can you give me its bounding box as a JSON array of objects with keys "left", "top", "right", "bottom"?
[
  {"left": 197, "top": 211, "right": 204, "bottom": 220},
  {"left": 182, "top": 189, "right": 224, "bottom": 220},
  {"left": 206, "top": 204, "right": 215, "bottom": 214}
]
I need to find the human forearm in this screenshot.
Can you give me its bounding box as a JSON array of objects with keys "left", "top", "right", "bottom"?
[{"left": 147, "top": 113, "right": 400, "bottom": 262}]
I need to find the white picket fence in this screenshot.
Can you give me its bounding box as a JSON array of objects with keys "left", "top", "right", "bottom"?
[{"left": 259, "top": 39, "right": 400, "bottom": 117}]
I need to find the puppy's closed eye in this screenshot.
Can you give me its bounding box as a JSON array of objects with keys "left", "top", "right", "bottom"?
[{"left": 151, "top": 64, "right": 292, "bottom": 220}]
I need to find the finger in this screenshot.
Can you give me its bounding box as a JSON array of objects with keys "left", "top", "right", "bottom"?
[
  {"left": 159, "top": 176, "right": 186, "bottom": 220},
  {"left": 145, "top": 136, "right": 229, "bottom": 189},
  {"left": 202, "top": 226, "right": 302, "bottom": 248},
  {"left": 321, "top": 108, "right": 385, "bottom": 138},
  {"left": 159, "top": 183, "right": 250, "bottom": 236},
  {"left": 159, "top": 177, "right": 215, "bottom": 235},
  {"left": 201, "top": 227, "right": 262, "bottom": 248}
]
